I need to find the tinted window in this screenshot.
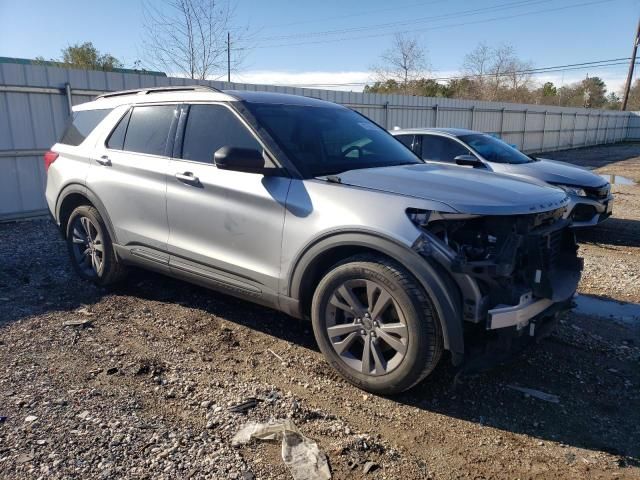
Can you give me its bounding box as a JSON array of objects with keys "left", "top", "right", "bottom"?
[
  {"left": 123, "top": 105, "right": 176, "bottom": 156},
  {"left": 60, "top": 109, "right": 112, "bottom": 146},
  {"left": 106, "top": 109, "right": 131, "bottom": 150},
  {"left": 395, "top": 135, "right": 414, "bottom": 148},
  {"left": 459, "top": 134, "right": 534, "bottom": 164},
  {"left": 181, "top": 105, "right": 261, "bottom": 163},
  {"left": 243, "top": 103, "right": 421, "bottom": 177},
  {"left": 421, "top": 135, "right": 469, "bottom": 163}
]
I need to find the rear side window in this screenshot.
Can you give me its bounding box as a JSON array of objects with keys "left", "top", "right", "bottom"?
[
  {"left": 181, "top": 104, "right": 261, "bottom": 163},
  {"left": 106, "top": 109, "right": 132, "bottom": 150},
  {"left": 123, "top": 105, "right": 176, "bottom": 156},
  {"left": 60, "top": 109, "right": 112, "bottom": 146}
]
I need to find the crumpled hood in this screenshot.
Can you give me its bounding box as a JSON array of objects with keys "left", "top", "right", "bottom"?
[
  {"left": 504, "top": 158, "right": 607, "bottom": 188},
  {"left": 332, "top": 163, "right": 569, "bottom": 215}
]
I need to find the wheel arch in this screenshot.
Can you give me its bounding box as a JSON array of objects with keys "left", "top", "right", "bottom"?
[
  {"left": 288, "top": 231, "right": 465, "bottom": 364},
  {"left": 55, "top": 184, "right": 118, "bottom": 244}
]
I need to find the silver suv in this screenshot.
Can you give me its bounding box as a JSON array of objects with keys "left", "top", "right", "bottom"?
[{"left": 45, "top": 86, "right": 582, "bottom": 394}]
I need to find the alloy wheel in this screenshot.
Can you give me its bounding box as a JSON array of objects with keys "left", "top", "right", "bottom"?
[
  {"left": 325, "top": 279, "right": 409, "bottom": 376},
  {"left": 70, "top": 216, "right": 104, "bottom": 277}
]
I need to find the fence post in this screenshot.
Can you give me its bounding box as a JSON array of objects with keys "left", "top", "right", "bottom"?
[
  {"left": 604, "top": 114, "right": 609, "bottom": 144},
  {"left": 540, "top": 111, "right": 547, "bottom": 151},
  {"left": 65, "top": 83, "right": 73, "bottom": 115},
  {"left": 584, "top": 112, "right": 590, "bottom": 146},
  {"left": 570, "top": 112, "right": 577, "bottom": 147},
  {"left": 522, "top": 109, "right": 528, "bottom": 150},
  {"left": 383, "top": 101, "right": 389, "bottom": 129},
  {"left": 470, "top": 106, "right": 475, "bottom": 130},
  {"left": 595, "top": 113, "right": 601, "bottom": 145},
  {"left": 500, "top": 107, "right": 505, "bottom": 138},
  {"left": 557, "top": 112, "right": 563, "bottom": 150},
  {"left": 434, "top": 104, "right": 439, "bottom": 128}
]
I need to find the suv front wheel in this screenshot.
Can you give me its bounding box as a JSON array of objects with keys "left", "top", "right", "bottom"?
[
  {"left": 66, "top": 205, "right": 127, "bottom": 286},
  {"left": 311, "top": 255, "right": 443, "bottom": 395}
]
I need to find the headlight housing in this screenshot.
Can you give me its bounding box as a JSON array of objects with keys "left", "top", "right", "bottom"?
[{"left": 557, "top": 185, "right": 587, "bottom": 197}]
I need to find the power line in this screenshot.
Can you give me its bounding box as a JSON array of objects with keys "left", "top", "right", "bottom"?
[
  {"left": 239, "top": 0, "right": 617, "bottom": 50},
  {"left": 256, "top": 0, "right": 553, "bottom": 42},
  {"left": 272, "top": 57, "right": 636, "bottom": 88},
  {"left": 261, "top": 0, "right": 452, "bottom": 30}
]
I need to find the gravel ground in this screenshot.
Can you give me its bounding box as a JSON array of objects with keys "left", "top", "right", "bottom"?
[{"left": 1, "top": 143, "right": 639, "bottom": 479}]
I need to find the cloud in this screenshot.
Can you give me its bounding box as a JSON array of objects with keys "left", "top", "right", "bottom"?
[
  {"left": 233, "top": 70, "right": 374, "bottom": 91},
  {"left": 232, "top": 68, "right": 630, "bottom": 95}
]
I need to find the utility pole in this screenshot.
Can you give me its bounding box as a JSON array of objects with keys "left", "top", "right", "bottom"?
[
  {"left": 227, "top": 32, "right": 231, "bottom": 83},
  {"left": 621, "top": 16, "right": 640, "bottom": 110}
]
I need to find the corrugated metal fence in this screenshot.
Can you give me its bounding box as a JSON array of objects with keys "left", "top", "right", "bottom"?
[{"left": 1, "top": 62, "right": 637, "bottom": 221}]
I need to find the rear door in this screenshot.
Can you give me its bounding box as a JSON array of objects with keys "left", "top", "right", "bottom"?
[
  {"left": 89, "top": 103, "right": 178, "bottom": 266},
  {"left": 166, "top": 103, "right": 290, "bottom": 296}
]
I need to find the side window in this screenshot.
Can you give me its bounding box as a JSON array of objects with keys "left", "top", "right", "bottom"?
[
  {"left": 181, "top": 104, "right": 261, "bottom": 164},
  {"left": 60, "top": 108, "right": 112, "bottom": 146},
  {"left": 421, "top": 135, "right": 469, "bottom": 163},
  {"left": 106, "top": 109, "right": 131, "bottom": 150},
  {"left": 395, "top": 135, "right": 414, "bottom": 149},
  {"left": 123, "top": 105, "right": 176, "bottom": 156}
]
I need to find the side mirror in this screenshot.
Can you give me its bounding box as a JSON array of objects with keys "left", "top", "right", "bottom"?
[
  {"left": 214, "top": 147, "right": 266, "bottom": 174},
  {"left": 454, "top": 154, "right": 483, "bottom": 167}
]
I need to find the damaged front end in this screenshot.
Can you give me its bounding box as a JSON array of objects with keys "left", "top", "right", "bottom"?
[{"left": 409, "top": 206, "right": 583, "bottom": 363}]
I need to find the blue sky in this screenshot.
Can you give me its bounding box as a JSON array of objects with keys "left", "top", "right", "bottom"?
[{"left": 0, "top": 0, "right": 637, "bottom": 92}]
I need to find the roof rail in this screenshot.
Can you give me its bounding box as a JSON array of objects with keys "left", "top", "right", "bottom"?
[{"left": 96, "top": 85, "right": 222, "bottom": 99}]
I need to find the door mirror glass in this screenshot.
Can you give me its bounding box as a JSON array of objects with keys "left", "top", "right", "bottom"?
[
  {"left": 214, "top": 146, "right": 266, "bottom": 173},
  {"left": 454, "top": 154, "right": 483, "bottom": 167}
]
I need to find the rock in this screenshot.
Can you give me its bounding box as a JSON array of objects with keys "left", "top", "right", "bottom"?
[
  {"left": 363, "top": 461, "right": 379, "bottom": 474},
  {"left": 106, "top": 367, "right": 118, "bottom": 375},
  {"left": 200, "top": 400, "right": 212, "bottom": 409},
  {"left": 240, "top": 471, "right": 255, "bottom": 480},
  {"left": 16, "top": 453, "right": 34, "bottom": 464},
  {"left": 77, "top": 411, "right": 90, "bottom": 420},
  {"left": 63, "top": 319, "right": 93, "bottom": 328},
  {"left": 24, "top": 415, "right": 38, "bottom": 423},
  {"left": 0, "top": 416, "right": 7, "bottom": 423}
]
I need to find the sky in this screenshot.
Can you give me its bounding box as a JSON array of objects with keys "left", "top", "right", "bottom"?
[{"left": 0, "top": 0, "right": 638, "bottom": 93}]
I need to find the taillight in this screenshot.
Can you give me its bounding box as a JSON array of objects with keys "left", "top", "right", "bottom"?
[{"left": 44, "top": 151, "right": 59, "bottom": 171}]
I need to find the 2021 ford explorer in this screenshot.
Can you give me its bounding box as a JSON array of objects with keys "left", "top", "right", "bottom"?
[{"left": 45, "top": 86, "right": 582, "bottom": 394}]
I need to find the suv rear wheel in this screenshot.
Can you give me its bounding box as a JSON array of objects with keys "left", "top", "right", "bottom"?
[
  {"left": 311, "top": 255, "right": 443, "bottom": 394},
  {"left": 66, "top": 205, "right": 127, "bottom": 286}
]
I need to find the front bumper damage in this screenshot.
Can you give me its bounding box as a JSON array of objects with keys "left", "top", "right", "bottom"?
[{"left": 413, "top": 206, "right": 583, "bottom": 367}]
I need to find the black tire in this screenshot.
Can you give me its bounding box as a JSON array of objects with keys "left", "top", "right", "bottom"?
[
  {"left": 65, "top": 205, "right": 127, "bottom": 286},
  {"left": 311, "top": 254, "right": 443, "bottom": 395}
]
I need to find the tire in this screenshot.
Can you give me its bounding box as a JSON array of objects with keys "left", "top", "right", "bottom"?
[
  {"left": 65, "top": 205, "right": 127, "bottom": 286},
  {"left": 311, "top": 254, "right": 443, "bottom": 395}
]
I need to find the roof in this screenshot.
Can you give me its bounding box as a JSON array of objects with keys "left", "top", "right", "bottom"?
[
  {"left": 225, "top": 90, "right": 342, "bottom": 107},
  {"left": 391, "top": 127, "right": 478, "bottom": 136},
  {"left": 75, "top": 87, "right": 343, "bottom": 111}
]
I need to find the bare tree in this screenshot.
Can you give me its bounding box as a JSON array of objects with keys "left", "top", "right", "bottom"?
[
  {"left": 372, "top": 33, "right": 430, "bottom": 94},
  {"left": 462, "top": 42, "right": 533, "bottom": 101},
  {"left": 142, "top": 0, "right": 246, "bottom": 80}
]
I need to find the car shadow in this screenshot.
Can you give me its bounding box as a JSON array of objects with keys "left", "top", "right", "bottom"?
[
  {"left": 576, "top": 217, "right": 640, "bottom": 248},
  {"left": 124, "top": 271, "right": 640, "bottom": 463}
]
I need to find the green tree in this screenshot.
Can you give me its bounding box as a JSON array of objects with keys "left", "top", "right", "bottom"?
[
  {"left": 60, "top": 42, "right": 123, "bottom": 71},
  {"left": 582, "top": 76, "right": 607, "bottom": 108},
  {"left": 542, "top": 82, "right": 557, "bottom": 97}
]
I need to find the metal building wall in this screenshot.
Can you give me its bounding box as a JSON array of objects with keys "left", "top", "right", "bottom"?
[{"left": 0, "top": 62, "right": 636, "bottom": 221}]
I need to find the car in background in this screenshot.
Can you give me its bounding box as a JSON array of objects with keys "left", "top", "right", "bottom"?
[{"left": 391, "top": 128, "right": 613, "bottom": 227}]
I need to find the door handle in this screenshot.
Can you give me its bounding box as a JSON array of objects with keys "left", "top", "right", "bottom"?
[
  {"left": 175, "top": 171, "right": 201, "bottom": 185},
  {"left": 96, "top": 155, "right": 111, "bottom": 166}
]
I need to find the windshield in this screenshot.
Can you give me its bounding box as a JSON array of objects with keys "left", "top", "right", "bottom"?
[
  {"left": 459, "top": 134, "right": 534, "bottom": 164},
  {"left": 242, "top": 102, "right": 421, "bottom": 177}
]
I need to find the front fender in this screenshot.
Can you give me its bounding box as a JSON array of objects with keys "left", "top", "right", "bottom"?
[{"left": 288, "top": 231, "right": 465, "bottom": 364}]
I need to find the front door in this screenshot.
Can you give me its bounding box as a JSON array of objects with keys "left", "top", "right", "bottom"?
[{"left": 166, "top": 103, "right": 290, "bottom": 296}]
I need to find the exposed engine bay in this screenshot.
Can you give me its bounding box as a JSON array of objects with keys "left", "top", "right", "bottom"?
[{"left": 411, "top": 207, "right": 583, "bottom": 325}]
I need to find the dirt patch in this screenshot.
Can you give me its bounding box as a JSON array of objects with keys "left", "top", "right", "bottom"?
[{"left": 1, "top": 143, "right": 640, "bottom": 479}]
